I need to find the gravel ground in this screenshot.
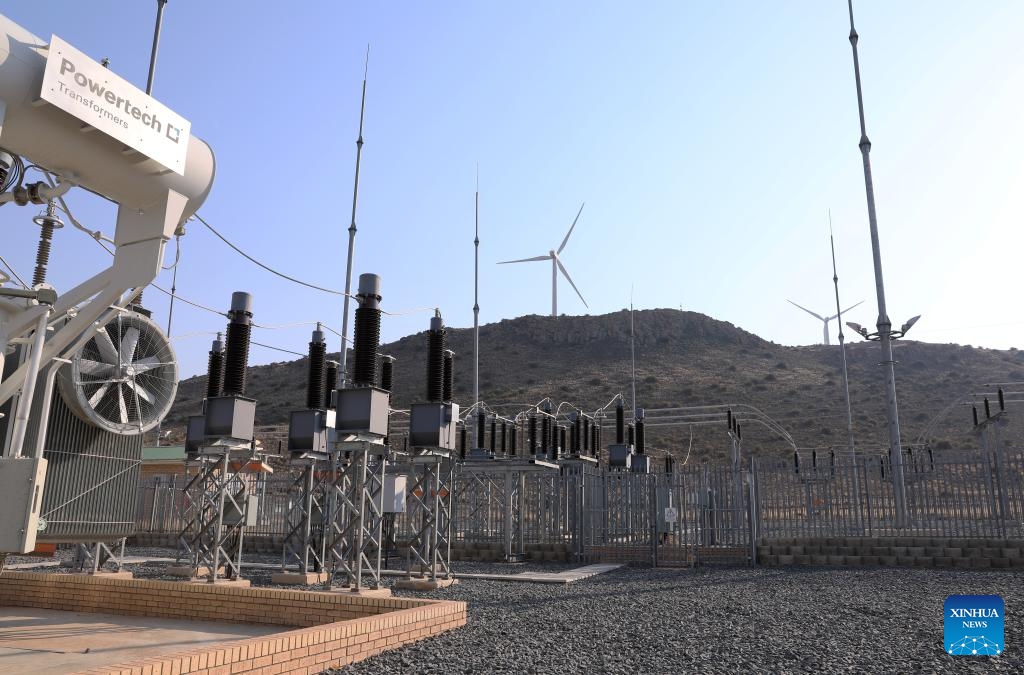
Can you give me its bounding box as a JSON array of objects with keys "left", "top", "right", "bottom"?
[
  {"left": 330, "top": 566, "right": 1023, "bottom": 675},
  {"left": 7, "top": 549, "right": 1021, "bottom": 673}
]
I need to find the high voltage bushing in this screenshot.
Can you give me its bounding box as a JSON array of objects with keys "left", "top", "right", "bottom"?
[
  {"left": 325, "top": 360, "right": 339, "bottom": 392},
  {"left": 489, "top": 416, "right": 496, "bottom": 453},
  {"left": 568, "top": 419, "right": 575, "bottom": 455},
  {"left": 31, "top": 200, "right": 63, "bottom": 286},
  {"left": 380, "top": 355, "right": 395, "bottom": 392},
  {"left": 555, "top": 426, "right": 564, "bottom": 460},
  {"left": 998, "top": 388, "right": 1005, "bottom": 411},
  {"left": 509, "top": 424, "right": 516, "bottom": 456},
  {"left": 426, "top": 313, "right": 446, "bottom": 402},
  {"left": 352, "top": 274, "right": 382, "bottom": 387},
  {"left": 477, "top": 410, "right": 486, "bottom": 449},
  {"left": 541, "top": 414, "right": 550, "bottom": 457},
  {"left": 442, "top": 349, "right": 454, "bottom": 401},
  {"left": 794, "top": 449, "right": 800, "bottom": 474},
  {"left": 500, "top": 420, "right": 507, "bottom": 454},
  {"left": 206, "top": 333, "right": 225, "bottom": 398},
  {"left": 635, "top": 418, "right": 645, "bottom": 454},
  {"left": 591, "top": 423, "right": 599, "bottom": 457},
  {"left": 984, "top": 397, "right": 991, "bottom": 419},
  {"left": 573, "top": 414, "right": 582, "bottom": 454},
  {"left": 528, "top": 414, "right": 538, "bottom": 455},
  {"left": 583, "top": 416, "right": 591, "bottom": 454},
  {"left": 306, "top": 326, "right": 327, "bottom": 409},
  {"left": 627, "top": 423, "right": 634, "bottom": 447},
  {"left": 223, "top": 292, "right": 253, "bottom": 396},
  {"left": 972, "top": 405, "right": 979, "bottom": 427},
  {"left": 727, "top": 408, "right": 733, "bottom": 430},
  {"left": 459, "top": 422, "right": 467, "bottom": 460},
  {"left": 735, "top": 422, "right": 742, "bottom": 441},
  {"left": 616, "top": 402, "right": 625, "bottom": 444}
]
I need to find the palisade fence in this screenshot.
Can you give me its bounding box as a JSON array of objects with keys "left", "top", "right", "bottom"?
[{"left": 134, "top": 448, "right": 1024, "bottom": 566}]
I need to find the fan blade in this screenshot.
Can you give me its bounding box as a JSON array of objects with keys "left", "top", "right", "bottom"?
[
  {"left": 118, "top": 385, "right": 129, "bottom": 424},
  {"left": 119, "top": 327, "right": 141, "bottom": 365},
  {"left": 132, "top": 356, "right": 172, "bottom": 373},
  {"left": 127, "top": 380, "right": 154, "bottom": 404},
  {"left": 786, "top": 300, "right": 825, "bottom": 321},
  {"left": 79, "top": 358, "right": 115, "bottom": 377},
  {"left": 497, "top": 255, "right": 550, "bottom": 265},
  {"left": 94, "top": 328, "right": 120, "bottom": 365},
  {"left": 88, "top": 381, "right": 112, "bottom": 408},
  {"left": 555, "top": 257, "right": 588, "bottom": 307},
  {"left": 556, "top": 202, "right": 585, "bottom": 255}
]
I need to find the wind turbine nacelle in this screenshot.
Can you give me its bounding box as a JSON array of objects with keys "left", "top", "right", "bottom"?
[{"left": 0, "top": 14, "right": 214, "bottom": 220}]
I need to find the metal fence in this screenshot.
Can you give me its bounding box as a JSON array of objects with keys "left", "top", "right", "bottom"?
[{"left": 133, "top": 448, "right": 1024, "bottom": 566}]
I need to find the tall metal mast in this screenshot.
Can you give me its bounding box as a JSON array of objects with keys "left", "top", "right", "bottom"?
[
  {"left": 829, "top": 213, "right": 861, "bottom": 526},
  {"left": 473, "top": 166, "right": 480, "bottom": 408},
  {"left": 846, "top": 0, "right": 907, "bottom": 523},
  {"left": 145, "top": 0, "right": 168, "bottom": 96},
  {"left": 339, "top": 47, "right": 369, "bottom": 387},
  {"left": 630, "top": 293, "right": 637, "bottom": 419}
]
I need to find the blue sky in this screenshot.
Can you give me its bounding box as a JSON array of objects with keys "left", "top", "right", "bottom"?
[{"left": 3, "top": 2, "right": 1023, "bottom": 378}]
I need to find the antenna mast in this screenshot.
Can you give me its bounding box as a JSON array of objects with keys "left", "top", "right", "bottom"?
[
  {"left": 846, "top": 0, "right": 907, "bottom": 524},
  {"left": 473, "top": 166, "right": 480, "bottom": 409},
  {"left": 145, "top": 0, "right": 167, "bottom": 95},
  {"left": 830, "top": 212, "right": 861, "bottom": 525},
  {"left": 630, "top": 292, "right": 637, "bottom": 420},
  {"left": 338, "top": 47, "right": 369, "bottom": 387}
]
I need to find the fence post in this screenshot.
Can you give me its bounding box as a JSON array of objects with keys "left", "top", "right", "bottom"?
[{"left": 748, "top": 459, "right": 759, "bottom": 566}]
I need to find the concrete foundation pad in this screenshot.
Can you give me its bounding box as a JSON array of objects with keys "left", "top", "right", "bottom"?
[
  {"left": 187, "top": 578, "right": 252, "bottom": 587},
  {"left": 394, "top": 577, "right": 460, "bottom": 591},
  {"left": 327, "top": 587, "right": 394, "bottom": 598},
  {"left": 165, "top": 564, "right": 224, "bottom": 577},
  {"left": 68, "top": 570, "right": 134, "bottom": 579},
  {"left": 0, "top": 607, "right": 280, "bottom": 675},
  {"left": 271, "top": 571, "right": 330, "bottom": 585}
]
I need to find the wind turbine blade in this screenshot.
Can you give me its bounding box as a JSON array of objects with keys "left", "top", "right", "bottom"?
[
  {"left": 827, "top": 300, "right": 866, "bottom": 322},
  {"left": 94, "top": 328, "right": 119, "bottom": 365},
  {"left": 555, "top": 257, "right": 588, "bottom": 308},
  {"left": 786, "top": 300, "right": 825, "bottom": 321},
  {"left": 497, "top": 255, "right": 550, "bottom": 265},
  {"left": 556, "top": 202, "right": 585, "bottom": 254}
]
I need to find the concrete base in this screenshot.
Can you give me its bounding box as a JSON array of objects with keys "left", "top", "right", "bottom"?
[
  {"left": 165, "top": 564, "right": 225, "bottom": 578},
  {"left": 394, "top": 577, "right": 459, "bottom": 591},
  {"left": 68, "top": 570, "right": 134, "bottom": 579},
  {"left": 187, "top": 578, "right": 251, "bottom": 587},
  {"left": 326, "top": 586, "right": 393, "bottom": 598},
  {"left": 271, "top": 571, "right": 329, "bottom": 585}
]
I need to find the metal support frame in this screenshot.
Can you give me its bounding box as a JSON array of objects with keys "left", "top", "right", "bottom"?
[
  {"left": 175, "top": 446, "right": 254, "bottom": 582},
  {"left": 324, "top": 441, "right": 387, "bottom": 591},
  {"left": 72, "top": 539, "right": 127, "bottom": 574},
  {"left": 404, "top": 451, "right": 455, "bottom": 581},
  {"left": 281, "top": 461, "right": 328, "bottom": 576}
]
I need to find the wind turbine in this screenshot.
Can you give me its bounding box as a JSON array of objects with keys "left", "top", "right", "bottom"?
[
  {"left": 787, "top": 299, "right": 864, "bottom": 345},
  {"left": 498, "top": 202, "right": 588, "bottom": 317}
]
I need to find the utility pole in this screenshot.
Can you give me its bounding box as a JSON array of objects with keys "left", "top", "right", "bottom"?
[{"left": 846, "top": 0, "right": 907, "bottom": 525}]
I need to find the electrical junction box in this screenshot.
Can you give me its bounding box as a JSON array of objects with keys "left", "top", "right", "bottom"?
[
  {"left": 288, "top": 409, "right": 328, "bottom": 454},
  {"left": 223, "top": 493, "right": 259, "bottom": 527},
  {"left": 409, "top": 402, "right": 459, "bottom": 450},
  {"left": 0, "top": 457, "right": 48, "bottom": 553},
  {"left": 185, "top": 415, "right": 205, "bottom": 457},
  {"left": 204, "top": 396, "right": 256, "bottom": 442},
  {"left": 607, "top": 444, "right": 633, "bottom": 469},
  {"left": 383, "top": 474, "right": 407, "bottom": 513},
  {"left": 335, "top": 387, "right": 390, "bottom": 437}
]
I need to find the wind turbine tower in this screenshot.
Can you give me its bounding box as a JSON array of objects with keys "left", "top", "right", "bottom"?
[
  {"left": 787, "top": 299, "right": 863, "bottom": 345},
  {"left": 498, "top": 203, "right": 588, "bottom": 317}
]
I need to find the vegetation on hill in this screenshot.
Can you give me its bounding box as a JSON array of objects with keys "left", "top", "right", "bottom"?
[{"left": 165, "top": 310, "right": 1024, "bottom": 462}]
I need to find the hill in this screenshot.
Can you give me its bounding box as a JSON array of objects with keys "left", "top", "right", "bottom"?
[{"left": 164, "top": 309, "right": 1024, "bottom": 461}]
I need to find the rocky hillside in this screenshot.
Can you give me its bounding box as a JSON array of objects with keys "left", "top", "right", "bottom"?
[{"left": 165, "top": 309, "right": 1024, "bottom": 461}]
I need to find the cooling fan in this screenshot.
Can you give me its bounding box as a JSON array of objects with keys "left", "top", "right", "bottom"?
[{"left": 58, "top": 310, "right": 178, "bottom": 435}]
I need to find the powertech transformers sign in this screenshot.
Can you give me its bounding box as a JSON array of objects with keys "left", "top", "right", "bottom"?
[{"left": 40, "top": 34, "right": 190, "bottom": 175}]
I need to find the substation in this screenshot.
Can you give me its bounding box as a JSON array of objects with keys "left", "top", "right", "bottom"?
[{"left": 1, "top": 7, "right": 1024, "bottom": 675}]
